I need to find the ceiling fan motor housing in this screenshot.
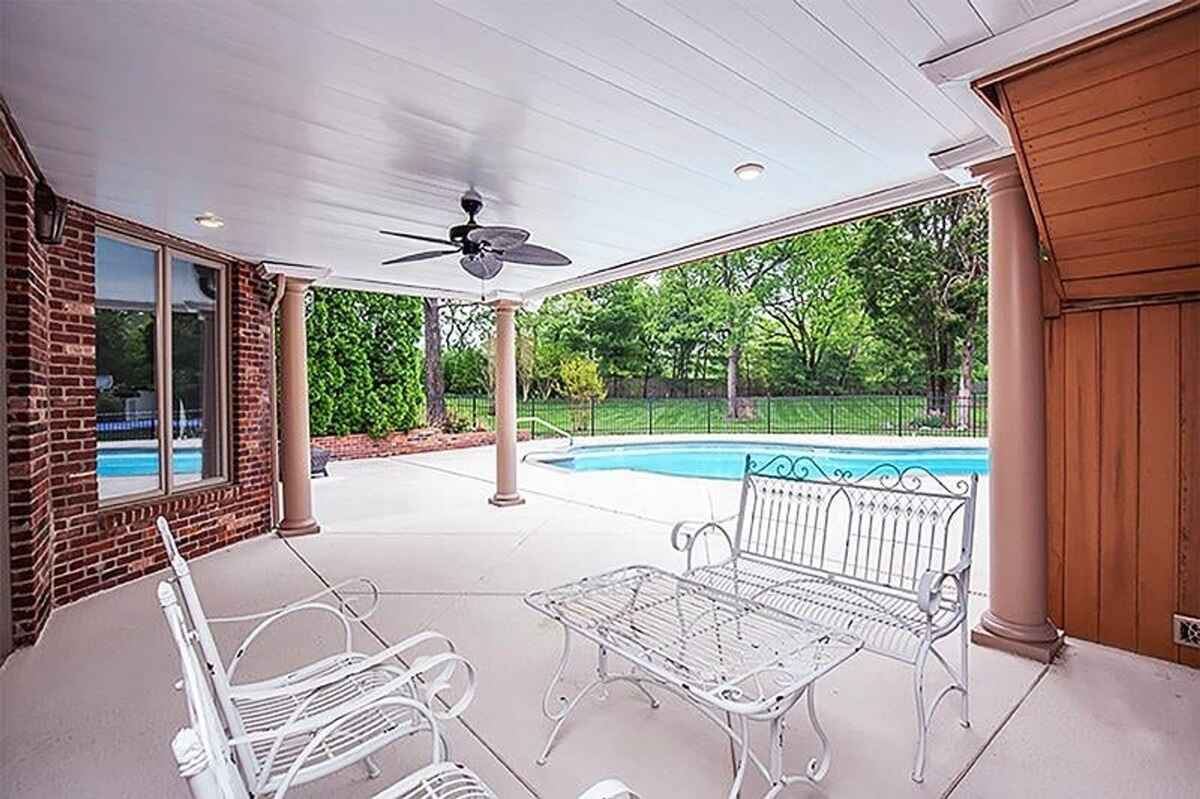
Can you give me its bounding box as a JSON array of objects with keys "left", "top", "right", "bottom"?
[{"left": 380, "top": 187, "right": 570, "bottom": 277}]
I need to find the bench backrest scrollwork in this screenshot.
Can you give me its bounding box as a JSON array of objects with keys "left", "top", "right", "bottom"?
[{"left": 733, "top": 455, "right": 978, "bottom": 595}]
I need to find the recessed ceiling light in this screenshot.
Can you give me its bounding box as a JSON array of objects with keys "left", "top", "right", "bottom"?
[
  {"left": 734, "top": 162, "right": 765, "bottom": 181},
  {"left": 194, "top": 212, "right": 224, "bottom": 229}
]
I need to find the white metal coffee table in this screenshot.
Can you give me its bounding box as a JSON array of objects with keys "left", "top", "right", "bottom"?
[{"left": 526, "top": 565, "right": 862, "bottom": 799}]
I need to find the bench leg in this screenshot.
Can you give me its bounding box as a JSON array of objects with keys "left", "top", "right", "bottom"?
[
  {"left": 960, "top": 621, "right": 971, "bottom": 728},
  {"left": 911, "top": 639, "right": 932, "bottom": 783}
]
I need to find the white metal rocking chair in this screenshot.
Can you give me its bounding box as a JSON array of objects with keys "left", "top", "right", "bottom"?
[
  {"left": 156, "top": 516, "right": 477, "bottom": 796},
  {"left": 162, "top": 580, "right": 640, "bottom": 799}
]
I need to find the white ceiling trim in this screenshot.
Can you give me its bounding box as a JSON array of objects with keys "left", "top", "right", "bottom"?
[
  {"left": 524, "top": 172, "right": 967, "bottom": 301},
  {"left": 929, "top": 137, "right": 1011, "bottom": 171},
  {"left": 320, "top": 274, "right": 484, "bottom": 302},
  {"left": 919, "top": 0, "right": 1179, "bottom": 83},
  {"left": 260, "top": 262, "right": 334, "bottom": 282}
]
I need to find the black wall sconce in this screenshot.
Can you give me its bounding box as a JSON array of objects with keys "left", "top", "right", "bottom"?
[{"left": 34, "top": 181, "right": 67, "bottom": 245}]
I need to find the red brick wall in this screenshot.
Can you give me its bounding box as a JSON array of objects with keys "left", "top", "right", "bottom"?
[
  {"left": 313, "top": 428, "right": 529, "bottom": 461},
  {"left": 5, "top": 173, "right": 54, "bottom": 644},
  {"left": 4, "top": 185, "right": 277, "bottom": 645},
  {"left": 43, "top": 210, "right": 276, "bottom": 612}
]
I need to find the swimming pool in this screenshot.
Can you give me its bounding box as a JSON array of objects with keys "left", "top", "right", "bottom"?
[
  {"left": 97, "top": 448, "right": 202, "bottom": 477},
  {"left": 536, "top": 441, "right": 988, "bottom": 480}
]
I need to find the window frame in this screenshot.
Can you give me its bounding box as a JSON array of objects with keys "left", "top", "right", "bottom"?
[{"left": 95, "top": 229, "right": 232, "bottom": 507}]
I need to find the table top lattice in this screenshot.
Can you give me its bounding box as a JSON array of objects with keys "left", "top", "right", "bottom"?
[{"left": 526, "top": 565, "right": 861, "bottom": 712}]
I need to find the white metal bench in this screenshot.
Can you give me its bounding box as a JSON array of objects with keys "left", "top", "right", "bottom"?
[{"left": 672, "top": 454, "right": 979, "bottom": 782}]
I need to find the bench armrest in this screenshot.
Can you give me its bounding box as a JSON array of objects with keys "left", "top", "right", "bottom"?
[
  {"left": 916, "top": 557, "right": 971, "bottom": 616},
  {"left": 670, "top": 517, "right": 736, "bottom": 570}
]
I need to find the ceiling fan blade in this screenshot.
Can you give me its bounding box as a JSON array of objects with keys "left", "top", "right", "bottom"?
[
  {"left": 467, "top": 225, "right": 529, "bottom": 251},
  {"left": 460, "top": 252, "right": 504, "bottom": 280},
  {"left": 381, "top": 249, "right": 458, "bottom": 266},
  {"left": 495, "top": 242, "right": 572, "bottom": 266},
  {"left": 379, "top": 230, "right": 456, "bottom": 246}
]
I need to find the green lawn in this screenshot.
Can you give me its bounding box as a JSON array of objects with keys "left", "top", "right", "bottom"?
[{"left": 445, "top": 394, "right": 987, "bottom": 439}]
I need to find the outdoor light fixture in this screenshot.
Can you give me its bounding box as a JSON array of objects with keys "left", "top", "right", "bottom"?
[
  {"left": 34, "top": 181, "right": 67, "bottom": 244},
  {"left": 734, "top": 162, "right": 765, "bottom": 181},
  {"left": 194, "top": 211, "right": 225, "bottom": 229}
]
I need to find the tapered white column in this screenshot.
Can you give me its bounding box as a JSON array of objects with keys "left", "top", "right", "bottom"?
[
  {"left": 278, "top": 278, "right": 320, "bottom": 535},
  {"left": 970, "top": 156, "right": 1061, "bottom": 661},
  {"left": 490, "top": 300, "right": 524, "bottom": 507}
]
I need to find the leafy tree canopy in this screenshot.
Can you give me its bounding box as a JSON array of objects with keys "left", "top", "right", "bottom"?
[{"left": 307, "top": 288, "right": 424, "bottom": 438}]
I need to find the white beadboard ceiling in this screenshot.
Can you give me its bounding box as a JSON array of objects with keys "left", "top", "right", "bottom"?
[{"left": 0, "top": 0, "right": 1160, "bottom": 300}]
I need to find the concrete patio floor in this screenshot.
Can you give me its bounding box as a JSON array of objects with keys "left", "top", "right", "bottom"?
[{"left": 2, "top": 438, "right": 1197, "bottom": 798}]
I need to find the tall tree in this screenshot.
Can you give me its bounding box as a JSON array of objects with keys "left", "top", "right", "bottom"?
[
  {"left": 422, "top": 298, "right": 445, "bottom": 426},
  {"left": 705, "top": 243, "right": 798, "bottom": 416},
  {"left": 757, "top": 226, "right": 866, "bottom": 391},
  {"left": 850, "top": 191, "right": 988, "bottom": 403}
]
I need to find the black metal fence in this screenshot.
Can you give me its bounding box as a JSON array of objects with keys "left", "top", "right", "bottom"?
[
  {"left": 97, "top": 410, "right": 205, "bottom": 442},
  {"left": 445, "top": 393, "right": 988, "bottom": 439}
]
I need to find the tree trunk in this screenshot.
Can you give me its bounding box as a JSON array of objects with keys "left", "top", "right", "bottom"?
[
  {"left": 423, "top": 298, "right": 445, "bottom": 427},
  {"left": 956, "top": 337, "right": 975, "bottom": 430},
  {"left": 726, "top": 345, "right": 740, "bottom": 418},
  {"left": 958, "top": 337, "right": 975, "bottom": 395}
]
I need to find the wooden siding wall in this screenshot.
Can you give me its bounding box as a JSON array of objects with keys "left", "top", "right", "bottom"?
[
  {"left": 1045, "top": 301, "right": 1199, "bottom": 665},
  {"left": 998, "top": 8, "right": 1200, "bottom": 306}
]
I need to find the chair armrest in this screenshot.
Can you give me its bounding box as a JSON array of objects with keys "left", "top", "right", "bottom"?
[
  {"left": 231, "top": 631, "right": 477, "bottom": 721},
  {"left": 216, "top": 578, "right": 382, "bottom": 680},
  {"left": 263, "top": 692, "right": 443, "bottom": 799},
  {"left": 209, "top": 576, "right": 382, "bottom": 625},
  {"left": 226, "top": 602, "right": 356, "bottom": 681},
  {"left": 670, "top": 517, "right": 736, "bottom": 571},
  {"left": 916, "top": 557, "right": 971, "bottom": 616}
]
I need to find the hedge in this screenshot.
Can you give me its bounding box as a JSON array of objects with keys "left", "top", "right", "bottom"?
[{"left": 306, "top": 288, "right": 424, "bottom": 438}]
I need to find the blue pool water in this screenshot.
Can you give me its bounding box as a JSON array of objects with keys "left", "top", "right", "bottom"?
[
  {"left": 539, "top": 441, "right": 988, "bottom": 480},
  {"left": 98, "top": 448, "right": 202, "bottom": 477}
]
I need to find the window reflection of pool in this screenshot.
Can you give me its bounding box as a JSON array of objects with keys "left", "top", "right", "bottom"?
[{"left": 97, "top": 448, "right": 202, "bottom": 477}]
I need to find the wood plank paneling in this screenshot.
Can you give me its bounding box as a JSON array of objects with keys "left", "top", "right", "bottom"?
[
  {"left": 1044, "top": 187, "right": 1200, "bottom": 240},
  {"left": 1053, "top": 216, "right": 1200, "bottom": 261},
  {"left": 1058, "top": 240, "right": 1200, "bottom": 280},
  {"left": 1047, "top": 301, "right": 1197, "bottom": 665},
  {"left": 1005, "top": 10, "right": 1200, "bottom": 111},
  {"left": 1063, "top": 311, "right": 1102, "bottom": 639},
  {"left": 1180, "top": 302, "right": 1200, "bottom": 667},
  {"left": 1030, "top": 122, "right": 1200, "bottom": 194},
  {"left": 1013, "top": 52, "right": 1200, "bottom": 140},
  {"left": 1098, "top": 309, "right": 1140, "bottom": 649},
  {"left": 1063, "top": 265, "right": 1200, "bottom": 301},
  {"left": 1045, "top": 317, "right": 1067, "bottom": 626},
  {"left": 1137, "top": 304, "right": 1182, "bottom": 660},
  {"left": 996, "top": 10, "right": 1200, "bottom": 304},
  {"left": 1024, "top": 90, "right": 1200, "bottom": 155},
  {"left": 1039, "top": 157, "right": 1200, "bottom": 217},
  {"left": 1027, "top": 105, "right": 1200, "bottom": 170}
]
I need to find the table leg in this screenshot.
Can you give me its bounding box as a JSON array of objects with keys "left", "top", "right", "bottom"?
[
  {"left": 804, "top": 682, "right": 831, "bottom": 782},
  {"left": 536, "top": 675, "right": 605, "bottom": 766},
  {"left": 541, "top": 626, "right": 574, "bottom": 721}
]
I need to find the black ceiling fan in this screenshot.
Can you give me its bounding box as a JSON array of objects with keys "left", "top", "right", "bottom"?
[{"left": 380, "top": 189, "right": 571, "bottom": 280}]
